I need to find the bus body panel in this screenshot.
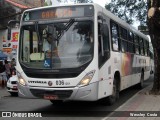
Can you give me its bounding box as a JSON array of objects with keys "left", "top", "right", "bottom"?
[
  {"left": 16, "top": 3, "right": 151, "bottom": 103},
  {"left": 17, "top": 54, "right": 99, "bottom": 101},
  {"left": 18, "top": 82, "right": 99, "bottom": 101},
  {"left": 97, "top": 55, "right": 113, "bottom": 99}
]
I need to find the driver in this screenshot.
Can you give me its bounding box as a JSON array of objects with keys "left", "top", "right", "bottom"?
[
  {"left": 43, "top": 33, "right": 52, "bottom": 52},
  {"left": 43, "top": 32, "right": 59, "bottom": 67}
]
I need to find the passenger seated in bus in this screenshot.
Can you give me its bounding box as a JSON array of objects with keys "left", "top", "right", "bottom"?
[
  {"left": 43, "top": 34, "right": 51, "bottom": 52},
  {"left": 43, "top": 33, "right": 58, "bottom": 56},
  {"left": 77, "top": 32, "right": 93, "bottom": 62},
  {"left": 85, "top": 32, "right": 93, "bottom": 54}
]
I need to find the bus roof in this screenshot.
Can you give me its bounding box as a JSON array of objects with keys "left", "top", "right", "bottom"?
[
  {"left": 100, "top": 6, "right": 148, "bottom": 41},
  {"left": 23, "top": 3, "right": 94, "bottom": 12},
  {"left": 22, "top": 3, "right": 148, "bottom": 41}
]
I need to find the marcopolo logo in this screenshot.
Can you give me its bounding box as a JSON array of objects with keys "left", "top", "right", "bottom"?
[{"left": 48, "top": 81, "right": 53, "bottom": 86}]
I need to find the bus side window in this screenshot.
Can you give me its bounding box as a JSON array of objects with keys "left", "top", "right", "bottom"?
[
  {"left": 120, "top": 27, "right": 128, "bottom": 52},
  {"left": 128, "top": 31, "right": 135, "bottom": 53},
  {"left": 98, "top": 22, "right": 110, "bottom": 68},
  {"left": 134, "top": 34, "right": 140, "bottom": 54},
  {"left": 140, "top": 38, "right": 145, "bottom": 55},
  {"left": 103, "top": 24, "right": 110, "bottom": 52},
  {"left": 111, "top": 22, "right": 119, "bottom": 51}
]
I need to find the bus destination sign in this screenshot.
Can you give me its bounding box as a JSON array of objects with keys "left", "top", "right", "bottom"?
[{"left": 23, "top": 5, "right": 94, "bottom": 21}]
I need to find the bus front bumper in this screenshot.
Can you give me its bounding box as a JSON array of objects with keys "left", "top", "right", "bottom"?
[{"left": 18, "top": 82, "right": 98, "bottom": 101}]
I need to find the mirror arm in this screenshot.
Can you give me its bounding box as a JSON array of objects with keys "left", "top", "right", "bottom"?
[
  {"left": 8, "top": 20, "right": 20, "bottom": 25},
  {"left": 7, "top": 20, "right": 20, "bottom": 40}
]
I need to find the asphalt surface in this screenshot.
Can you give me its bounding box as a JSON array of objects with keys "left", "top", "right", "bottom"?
[{"left": 0, "top": 75, "right": 154, "bottom": 119}]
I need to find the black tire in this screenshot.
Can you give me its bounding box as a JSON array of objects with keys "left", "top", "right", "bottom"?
[
  {"left": 138, "top": 71, "right": 144, "bottom": 89},
  {"left": 100, "top": 77, "right": 119, "bottom": 106},
  {"left": 10, "top": 92, "right": 18, "bottom": 96},
  {"left": 150, "top": 70, "right": 153, "bottom": 74},
  {"left": 107, "top": 79, "right": 119, "bottom": 105},
  {"left": 50, "top": 100, "right": 63, "bottom": 105}
]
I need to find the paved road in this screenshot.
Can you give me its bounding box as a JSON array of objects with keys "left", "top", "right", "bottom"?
[{"left": 0, "top": 75, "right": 154, "bottom": 120}]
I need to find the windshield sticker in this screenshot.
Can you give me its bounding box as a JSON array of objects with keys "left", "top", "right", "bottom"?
[
  {"left": 24, "top": 13, "right": 30, "bottom": 21},
  {"left": 44, "top": 59, "right": 51, "bottom": 67}
]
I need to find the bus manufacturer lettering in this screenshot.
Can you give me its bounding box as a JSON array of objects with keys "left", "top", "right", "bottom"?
[{"left": 28, "top": 81, "right": 47, "bottom": 84}]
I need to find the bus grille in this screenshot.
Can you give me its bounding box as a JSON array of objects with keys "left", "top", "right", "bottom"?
[
  {"left": 11, "top": 81, "right": 17, "bottom": 84},
  {"left": 30, "top": 89, "right": 73, "bottom": 99},
  {"left": 25, "top": 73, "right": 79, "bottom": 78}
]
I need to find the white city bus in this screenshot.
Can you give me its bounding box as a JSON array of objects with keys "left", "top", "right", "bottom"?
[{"left": 16, "top": 3, "right": 150, "bottom": 105}]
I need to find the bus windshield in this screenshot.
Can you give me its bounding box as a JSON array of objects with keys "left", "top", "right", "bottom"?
[{"left": 19, "top": 20, "right": 94, "bottom": 69}]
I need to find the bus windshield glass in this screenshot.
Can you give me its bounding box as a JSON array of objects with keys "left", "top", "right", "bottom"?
[{"left": 19, "top": 20, "right": 94, "bottom": 69}]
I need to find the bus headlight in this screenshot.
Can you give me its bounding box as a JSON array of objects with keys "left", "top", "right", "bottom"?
[
  {"left": 17, "top": 71, "right": 27, "bottom": 86},
  {"left": 78, "top": 70, "right": 95, "bottom": 87}
]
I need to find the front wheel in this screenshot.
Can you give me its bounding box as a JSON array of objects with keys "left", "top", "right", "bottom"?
[
  {"left": 138, "top": 71, "right": 144, "bottom": 89},
  {"left": 50, "top": 100, "right": 63, "bottom": 105},
  {"left": 100, "top": 78, "right": 119, "bottom": 106},
  {"left": 107, "top": 79, "right": 119, "bottom": 105},
  {"left": 10, "top": 92, "right": 18, "bottom": 96}
]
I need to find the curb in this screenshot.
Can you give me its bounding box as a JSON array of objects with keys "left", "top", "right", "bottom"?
[{"left": 101, "top": 84, "right": 153, "bottom": 120}]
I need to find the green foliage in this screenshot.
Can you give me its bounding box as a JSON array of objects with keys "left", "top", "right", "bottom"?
[
  {"left": 50, "top": 0, "right": 52, "bottom": 5},
  {"left": 44, "top": 2, "right": 48, "bottom": 6},
  {"left": 105, "top": 0, "right": 147, "bottom": 25},
  {"left": 44, "top": 0, "right": 52, "bottom": 6}
]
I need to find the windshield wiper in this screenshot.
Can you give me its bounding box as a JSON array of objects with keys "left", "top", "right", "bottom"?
[
  {"left": 57, "top": 18, "right": 75, "bottom": 41},
  {"left": 65, "top": 18, "right": 75, "bottom": 31}
]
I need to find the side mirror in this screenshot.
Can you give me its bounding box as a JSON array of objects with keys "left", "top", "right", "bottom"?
[
  {"left": 98, "top": 16, "right": 106, "bottom": 35},
  {"left": 7, "top": 26, "right": 11, "bottom": 40},
  {"left": 100, "top": 24, "right": 104, "bottom": 34},
  {"left": 98, "top": 15, "right": 103, "bottom": 21},
  {"left": 7, "top": 20, "right": 20, "bottom": 40},
  {"left": 103, "top": 24, "right": 109, "bottom": 36}
]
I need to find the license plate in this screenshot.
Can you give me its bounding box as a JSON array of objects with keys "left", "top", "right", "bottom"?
[
  {"left": 13, "top": 86, "right": 17, "bottom": 89},
  {"left": 44, "top": 95, "right": 58, "bottom": 100},
  {"left": 13, "top": 86, "right": 18, "bottom": 90}
]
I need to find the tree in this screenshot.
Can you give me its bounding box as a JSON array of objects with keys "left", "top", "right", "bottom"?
[
  {"left": 105, "top": 0, "right": 147, "bottom": 25},
  {"left": 148, "top": 0, "right": 160, "bottom": 94},
  {"left": 44, "top": 0, "right": 52, "bottom": 6}
]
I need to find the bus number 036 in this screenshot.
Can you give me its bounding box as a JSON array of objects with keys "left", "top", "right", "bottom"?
[{"left": 56, "top": 80, "right": 64, "bottom": 85}]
